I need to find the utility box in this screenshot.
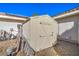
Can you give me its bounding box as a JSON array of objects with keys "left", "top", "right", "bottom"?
[{"left": 22, "top": 15, "right": 58, "bottom": 52}]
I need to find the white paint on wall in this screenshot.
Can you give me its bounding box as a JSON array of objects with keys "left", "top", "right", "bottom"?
[{"left": 59, "top": 21, "right": 74, "bottom": 35}]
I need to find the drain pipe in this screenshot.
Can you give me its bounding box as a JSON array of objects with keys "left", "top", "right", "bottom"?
[
  {"left": 16, "top": 17, "right": 35, "bottom": 56},
  {"left": 11, "top": 17, "right": 30, "bottom": 55},
  {"left": 16, "top": 17, "right": 30, "bottom": 53},
  {"left": 21, "top": 17, "right": 35, "bottom": 56}
]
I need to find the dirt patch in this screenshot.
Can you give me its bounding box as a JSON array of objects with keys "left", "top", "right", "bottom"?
[
  {"left": 35, "top": 47, "right": 58, "bottom": 56},
  {"left": 54, "top": 40, "right": 79, "bottom": 56},
  {"left": 0, "top": 39, "right": 17, "bottom": 56},
  {"left": 16, "top": 50, "right": 26, "bottom": 56}
]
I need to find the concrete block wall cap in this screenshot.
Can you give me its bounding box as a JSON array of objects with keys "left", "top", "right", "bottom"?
[
  {"left": 53, "top": 10, "right": 79, "bottom": 20},
  {"left": 0, "top": 12, "right": 28, "bottom": 18},
  {"left": 0, "top": 12, "right": 30, "bottom": 23},
  {"left": 52, "top": 7, "right": 79, "bottom": 20}
]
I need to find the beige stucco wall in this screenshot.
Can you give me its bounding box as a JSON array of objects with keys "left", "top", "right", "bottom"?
[
  {"left": 23, "top": 15, "right": 58, "bottom": 51},
  {"left": 56, "top": 15, "right": 79, "bottom": 44}
]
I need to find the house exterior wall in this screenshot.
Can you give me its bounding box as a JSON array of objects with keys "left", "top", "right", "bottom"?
[
  {"left": 56, "top": 15, "right": 79, "bottom": 44},
  {"left": 22, "top": 15, "right": 58, "bottom": 51},
  {"left": 77, "top": 17, "right": 79, "bottom": 44}
]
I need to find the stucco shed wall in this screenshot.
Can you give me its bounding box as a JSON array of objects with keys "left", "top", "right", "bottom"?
[{"left": 23, "top": 15, "right": 58, "bottom": 51}]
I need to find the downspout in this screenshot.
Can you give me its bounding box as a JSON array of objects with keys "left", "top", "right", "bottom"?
[
  {"left": 21, "top": 17, "right": 35, "bottom": 56},
  {"left": 13, "top": 17, "right": 31, "bottom": 55}
]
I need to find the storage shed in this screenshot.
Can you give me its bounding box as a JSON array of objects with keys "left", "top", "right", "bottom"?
[{"left": 23, "top": 15, "right": 58, "bottom": 52}]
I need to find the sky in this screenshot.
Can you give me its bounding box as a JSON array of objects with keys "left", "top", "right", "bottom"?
[
  {"left": 0, "top": 3, "right": 79, "bottom": 34},
  {"left": 0, "top": 3, "right": 79, "bottom": 16}
]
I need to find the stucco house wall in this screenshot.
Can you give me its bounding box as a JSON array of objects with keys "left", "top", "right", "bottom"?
[
  {"left": 22, "top": 15, "right": 58, "bottom": 51},
  {"left": 55, "top": 15, "right": 79, "bottom": 44}
]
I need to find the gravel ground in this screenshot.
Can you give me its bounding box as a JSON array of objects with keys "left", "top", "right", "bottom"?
[
  {"left": 0, "top": 39, "right": 78, "bottom": 56},
  {"left": 54, "top": 40, "right": 79, "bottom": 56}
]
